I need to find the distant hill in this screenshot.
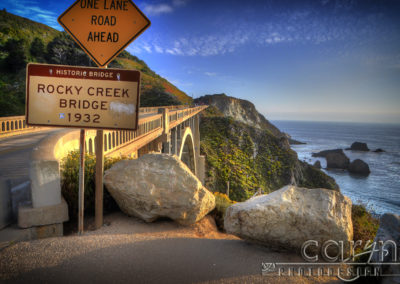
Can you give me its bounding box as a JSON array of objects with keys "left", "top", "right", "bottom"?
[{"left": 0, "top": 9, "right": 191, "bottom": 116}]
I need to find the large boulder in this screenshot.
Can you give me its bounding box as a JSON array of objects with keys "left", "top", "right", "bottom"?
[
  {"left": 104, "top": 154, "right": 215, "bottom": 225},
  {"left": 371, "top": 213, "right": 400, "bottom": 284},
  {"left": 348, "top": 159, "right": 370, "bottom": 175},
  {"left": 312, "top": 149, "right": 343, "bottom": 158},
  {"left": 348, "top": 142, "right": 369, "bottom": 151},
  {"left": 224, "top": 185, "right": 353, "bottom": 251},
  {"left": 326, "top": 152, "right": 350, "bottom": 169}
]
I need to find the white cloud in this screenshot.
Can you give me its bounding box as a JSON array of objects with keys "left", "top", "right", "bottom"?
[
  {"left": 154, "top": 45, "right": 164, "bottom": 53},
  {"left": 172, "top": 0, "right": 188, "bottom": 7},
  {"left": 5, "top": 0, "right": 60, "bottom": 29},
  {"left": 130, "top": 2, "right": 400, "bottom": 58},
  {"left": 142, "top": 0, "right": 189, "bottom": 16},
  {"left": 204, "top": 72, "right": 217, "bottom": 77},
  {"left": 143, "top": 3, "right": 173, "bottom": 16},
  {"left": 142, "top": 42, "right": 152, "bottom": 53},
  {"left": 29, "top": 6, "right": 56, "bottom": 16},
  {"left": 126, "top": 45, "right": 142, "bottom": 55}
]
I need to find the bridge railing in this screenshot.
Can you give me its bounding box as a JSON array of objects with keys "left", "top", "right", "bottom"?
[
  {"left": 0, "top": 116, "right": 34, "bottom": 134},
  {"left": 0, "top": 106, "right": 182, "bottom": 136},
  {"left": 100, "top": 105, "right": 207, "bottom": 155},
  {"left": 101, "top": 113, "right": 163, "bottom": 155},
  {"left": 0, "top": 105, "right": 207, "bottom": 137},
  {"left": 168, "top": 105, "right": 207, "bottom": 129}
]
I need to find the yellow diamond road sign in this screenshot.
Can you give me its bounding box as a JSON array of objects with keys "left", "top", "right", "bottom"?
[{"left": 58, "top": 0, "right": 151, "bottom": 67}]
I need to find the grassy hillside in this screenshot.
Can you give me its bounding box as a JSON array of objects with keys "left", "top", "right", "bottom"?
[
  {"left": 200, "top": 105, "right": 338, "bottom": 202},
  {"left": 0, "top": 10, "right": 191, "bottom": 116}
]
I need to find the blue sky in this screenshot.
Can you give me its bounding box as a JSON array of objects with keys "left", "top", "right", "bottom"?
[{"left": 3, "top": 0, "right": 400, "bottom": 123}]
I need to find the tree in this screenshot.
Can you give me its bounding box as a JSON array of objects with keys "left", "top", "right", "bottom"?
[
  {"left": 30, "top": 37, "right": 45, "bottom": 60},
  {"left": 46, "top": 33, "right": 93, "bottom": 66},
  {"left": 4, "top": 38, "right": 26, "bottom": 72}
]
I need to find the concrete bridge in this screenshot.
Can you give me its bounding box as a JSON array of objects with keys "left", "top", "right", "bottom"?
[{"left": 0, "top": 105, "right": 208, "bottom": 240}]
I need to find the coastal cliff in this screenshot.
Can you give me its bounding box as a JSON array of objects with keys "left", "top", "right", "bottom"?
[
  {"left": 196, "top": 94, "right": 283, "bottom": 137},
  {"left": 196, "top": 94, "right": 338, "bottom": 201}
]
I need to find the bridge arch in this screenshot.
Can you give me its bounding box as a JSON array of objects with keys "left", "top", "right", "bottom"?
[{"left": 178, "top": 127, "right": 196, "bottom": 175}]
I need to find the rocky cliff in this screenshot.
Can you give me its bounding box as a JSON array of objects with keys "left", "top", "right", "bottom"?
[
  {"left": 198, "top": 94, "right": 338, "bottom": 201},
  {"left": 195, "top": 94, "right": 283, "bottom": 137}
]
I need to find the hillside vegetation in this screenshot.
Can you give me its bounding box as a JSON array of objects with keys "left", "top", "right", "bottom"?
[
  {"left": 197, "top": 97, "right": 339, "bottom": 201},
  {"left": 0, "top": 10, "right": 191, "bottom": 117}
]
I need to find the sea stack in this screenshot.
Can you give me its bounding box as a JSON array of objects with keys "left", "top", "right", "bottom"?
[
  {"left": 348, "top": 142, "right": 369, "bottom": 151},
  {"left": 348, "top": 159, "right": 370, "bottom": 175}
]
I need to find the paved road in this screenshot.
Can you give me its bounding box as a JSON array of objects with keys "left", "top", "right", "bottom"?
[
  {"left": 0, "top": 113, "right": 157, "bottom": 183},
  {"left": 0, "top": 129, "right": 62, "bottom": 182}
]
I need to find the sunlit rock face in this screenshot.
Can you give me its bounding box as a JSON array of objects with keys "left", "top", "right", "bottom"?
[
  {"left": 104, "top": 153, "right": 215, "bottom": 225},
  {"left": 195, "top": 94, "right": 283, "bottom": 137},
  {"left": 224, "top": 185, "right": 353, "bottom": 251}
]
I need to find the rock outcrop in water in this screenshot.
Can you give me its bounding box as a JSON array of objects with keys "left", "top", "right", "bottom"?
[
  {"left": 347, "top": 142, "right": 370, "bottom": 151},
  {"left": 224, "top": 185, "right": 353, "bottom": 251},
  {"left": 326, "top": 152, "right": 350, "bottom": 169},
  {"left": 312, "top": 149, "right": 344, "bottom": 158},
  {"left": 348, "top": 159, "right": 370, "bottom": 175},
  {"left": 104, "top": 154, "right": 215, "bottom": 225}
]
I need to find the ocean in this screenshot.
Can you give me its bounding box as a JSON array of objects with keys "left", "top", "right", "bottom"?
[{"left": 272, "top": 120, "right": 400, "bottom": 216}]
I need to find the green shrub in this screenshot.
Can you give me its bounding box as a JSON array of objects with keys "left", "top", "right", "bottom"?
[
  {"left": 61, "top": 150, "right": 129, "bottom": 220},
  {"left": 351, "top": 204, "right": 380, "bottom": 283},
  {"left": 211, "top": 192, "right": 236, "bottom": 230},
  {"left": 352, "top": 204, "right": 379, "bottom": 246}
]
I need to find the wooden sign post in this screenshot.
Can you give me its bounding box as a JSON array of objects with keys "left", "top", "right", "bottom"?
[{"left": 95, "top": 129, "right": 104, "bottom": 229}]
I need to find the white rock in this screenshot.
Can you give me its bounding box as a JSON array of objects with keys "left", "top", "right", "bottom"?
[
  {"left": 104, "top": 154, "right": 215, "bottom": 225},
  {"left": 224, "top": 185, "right": 353, "bottom": 251}
]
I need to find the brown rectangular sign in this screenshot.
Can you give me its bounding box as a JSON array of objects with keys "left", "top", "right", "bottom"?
[{"left": 26, "top": 63, "right": 140, "bottom": 130}]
